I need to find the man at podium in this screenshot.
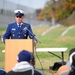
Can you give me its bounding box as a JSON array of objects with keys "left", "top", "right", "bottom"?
[{"left": 3, "top": 9, "right": 37, "bottom": 45}]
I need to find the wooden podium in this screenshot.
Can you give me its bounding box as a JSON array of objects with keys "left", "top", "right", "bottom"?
[{"left": 5, "top": 39, "right": 34, "bottom": 72}]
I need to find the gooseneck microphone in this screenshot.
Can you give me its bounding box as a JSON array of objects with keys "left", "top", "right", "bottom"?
[{"left": 25, "top": 27, "right": 41, "bottom": 43}]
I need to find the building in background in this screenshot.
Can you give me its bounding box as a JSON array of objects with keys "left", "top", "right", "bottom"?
[
  {"left": 0, "top": 0, "right": 50, "bottom": 27},
  {"left": 0, "top": 0, "right": 35, "bottom": 27}
]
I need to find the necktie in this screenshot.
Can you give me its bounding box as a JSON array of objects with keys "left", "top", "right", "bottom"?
[
  {"left": 18, "top": 25, "right": 20, "bottom": 27},
  {"left": 18, "top": 25, "right": 21, "bottom": 30}
]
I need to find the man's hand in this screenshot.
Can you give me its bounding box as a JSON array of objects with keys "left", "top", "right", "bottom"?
[{"left": 34, "top": 40, "right": 37, "bottom": 47}]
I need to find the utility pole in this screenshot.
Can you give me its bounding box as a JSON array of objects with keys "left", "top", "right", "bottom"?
[{"left": 51, "top": 0, "right": 58, "bottom": 26}]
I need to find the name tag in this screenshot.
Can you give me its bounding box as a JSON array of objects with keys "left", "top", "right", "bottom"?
[{"left": 12, "top": 28, "right": 16, "bottom": 30}]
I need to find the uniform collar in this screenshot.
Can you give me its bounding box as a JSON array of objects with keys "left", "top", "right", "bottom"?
[{"left": 17, "top": 22, "right": 23, "bottom": 26}]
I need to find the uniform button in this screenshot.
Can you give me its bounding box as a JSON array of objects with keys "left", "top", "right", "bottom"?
[
  {"left": 19, "top": 32, "right": 20, "bottom": 34},
  {"left": 24, "top": 34, "right": 26, "bottom": 36},
  {"left": 12, "top": 34, "right": 15, "bottom": 36},
  {"left": 18, "top": 36, "right": 20, "bottom": 37}
]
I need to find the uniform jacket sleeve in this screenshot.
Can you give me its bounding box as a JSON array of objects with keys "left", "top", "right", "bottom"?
[{"left": 3, "top": 24, "right": 11, "bottom": 43}]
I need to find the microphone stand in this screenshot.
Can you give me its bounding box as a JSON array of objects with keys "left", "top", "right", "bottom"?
[{"left": 26, "top": 28, "right": 41, "bottom": 43}]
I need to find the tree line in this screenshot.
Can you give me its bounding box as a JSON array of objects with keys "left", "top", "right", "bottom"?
[{"left": 36, "top": 0, "right": 75, "bottom": 25}]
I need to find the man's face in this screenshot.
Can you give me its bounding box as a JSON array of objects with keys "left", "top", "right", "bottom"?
[{"left": 15, "top": 16, "right": 24, "bottom": 24}]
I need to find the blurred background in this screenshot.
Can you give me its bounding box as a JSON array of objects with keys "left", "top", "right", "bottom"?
[
  {"left": 0, "top": 0, "right": 75, "bottom": 75},
  {"left": 0, "top": 0, "right": 75, "bottom": 27},
  {"left": 0, "top": 0, "right": 49, "bottom": 27}
]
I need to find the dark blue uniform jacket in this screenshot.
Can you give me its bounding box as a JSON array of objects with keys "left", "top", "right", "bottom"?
[{"left": 3, "top": 22, "right": 37, "bottom": 43}]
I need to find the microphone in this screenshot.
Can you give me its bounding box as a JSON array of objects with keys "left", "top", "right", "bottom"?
[{"left": 25, "top": 27, "right": 41, "bottom": 43}]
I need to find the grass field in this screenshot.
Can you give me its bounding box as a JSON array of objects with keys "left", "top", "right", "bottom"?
[{"left": 0, "top": 25, "right": 75, "bottom": 75}]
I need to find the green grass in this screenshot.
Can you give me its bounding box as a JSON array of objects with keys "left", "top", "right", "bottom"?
[
  {"left": 0, "top": 28, "right": 6, "bottom": 32},
  {"left": 0, "top": 26, "right": 75, "bottom": 75},
  {"left": 33, "top": 25, "right": 75, "bottom": 74},
  {"left": 0, "top": 42, "right": 5, "bottom": 68},
  {"left": 35, "top": 26, "right": 75, "bottom": 49}
]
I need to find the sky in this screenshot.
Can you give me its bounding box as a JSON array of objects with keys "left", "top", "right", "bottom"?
[{"left": 7, "top": 0, "right": 47, "bottom": 9}]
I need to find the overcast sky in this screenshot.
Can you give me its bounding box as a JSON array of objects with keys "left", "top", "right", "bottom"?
[{"left": 7, "top": 0, "right": 47, "bottom": 9}]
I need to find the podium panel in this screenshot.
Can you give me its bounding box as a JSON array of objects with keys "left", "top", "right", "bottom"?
[{"left": 5, "top": 39, "right": 34, "bottom": 72}]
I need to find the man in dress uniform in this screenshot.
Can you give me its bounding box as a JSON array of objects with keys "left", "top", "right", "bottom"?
[{"left": 3, "top": 9, "right": 37, "bottom": 45}]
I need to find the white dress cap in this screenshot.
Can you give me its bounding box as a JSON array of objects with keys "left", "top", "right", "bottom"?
[{"left": 14, "top": 9, "right": 24, "bottom": 14}]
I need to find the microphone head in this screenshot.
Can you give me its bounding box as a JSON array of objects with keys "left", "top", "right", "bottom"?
[{"left": 33, "top": 34, "right": 36, "bottom": 36}]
